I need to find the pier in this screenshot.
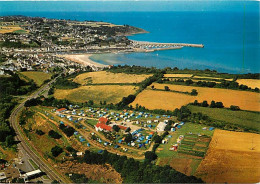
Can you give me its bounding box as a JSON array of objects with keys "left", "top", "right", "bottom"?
[{"left": 131, "top": 40, "right": 204, "bottom": 49}]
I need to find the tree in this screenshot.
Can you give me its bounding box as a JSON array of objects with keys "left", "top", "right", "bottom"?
[
  {"left": 153, "top": 135, "right": 162, "bottom": 144},
  {"left": 230, "top": 105, "right": 240, "bottom": 111},
  {"left": 125, "top": 127, "right": 131, "bottom": 132},
  {"left": 51, "top": 146, "right": 63, "bottom": 157},
  {"left": 5, "top": 135, "right": 14, "bottom": 147},
  {"left": 48, "top": 130, "right": 62, "bottom": 139},
  {"left": 88, "top": 100, "right": 94, "bottom": 106},
  {"left": 164, "top": 86, "right": 170, "bottom": 91},
  {"left": 145, "top": 151, "right": 158, "bottom": 161},
  {"left": 151, "top": 85, "right": 154, "bottom": 89},
  {"left": 48, "top": 87, "right": 54, "bottom": 95},
  {"left": 201, "top": 101, "right": 209, "bottom": 107},
  {"left": 193, "top": 100, "right": 199, "bottom": 106},
  {"left": 36, "top": 129, "right": 45, "bottom": 136},
  {"left": 124, "top": 133, "right": 133, "bottom": 144},
  {"left": 210, "top": 100, "right": 216, "bottom": 108},
  {"left": 112, "top": 125, "right": 120, "bottom": 132},
  {"left": 191, "top": 89, "right": 198, "bottom": 96},
  {"left": 215, "top": 102, "right": 224, "bottom": 108},
  {"left": 185, "top": 79, "right": 193, "bottom": 85}
]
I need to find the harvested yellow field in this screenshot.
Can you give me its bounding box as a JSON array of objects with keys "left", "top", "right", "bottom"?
[
  {"left": 0, "top": 25, "right": 24, "bottom": 33},
  {"left": 54, "top": 85, "right": 137, "bottom": 104},
  {"left": 192, "top": 75, "right": 232, "bottom": 80},
  {"left": 164, "top": 74, "right": 193, "bottom": 78},
  {"left": 237, "top": 79, "right": 260, "bottom": 89},
  {"left": 195, "top": 129, "right": 260, "bottom": 183},
  {"left": 74, "top": 71, "right": 152, "bottom": 84},
  {"left": 131, "top": 89, "right": 194, "bottom": 110},
  {"left": 21, "top": 71, "right": 52, "bottom": 86},
  {"left": 148, "top": 83, "right": 260, "bottom": 111}
]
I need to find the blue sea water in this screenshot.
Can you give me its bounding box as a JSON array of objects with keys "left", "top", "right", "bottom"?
[{"left": 0, "top": 1, "right": 259, "bottom": 73}]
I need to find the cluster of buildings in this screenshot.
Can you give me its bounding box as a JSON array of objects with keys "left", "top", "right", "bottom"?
[
  {"left": 0, "top": 163, "right": 42, "bottom": 183},
  {"left": 0, "top": 16, "right": 140, "bottom": 53},
  {"left": 0, "top": 52, "right": 90, "bottom": 75}
]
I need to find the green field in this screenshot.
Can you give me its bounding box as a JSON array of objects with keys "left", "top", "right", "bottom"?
[
  {"left": 20, "top": 71, "right": 52, "bottom": 86},
  {"left": 13, "top": 29, "right": 27, "bottom": 34},
  {"left": 188, "top": 105, "right": 260, "bottom": 131}
]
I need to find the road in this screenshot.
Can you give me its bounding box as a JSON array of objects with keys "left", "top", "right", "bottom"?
[{"left": 9, "top": 73, "right": 70, "bottom": 183}]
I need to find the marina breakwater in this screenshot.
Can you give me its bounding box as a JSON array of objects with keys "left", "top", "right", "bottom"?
[{"left": 131, "top": 40, "right": 204, "bottom": 49}]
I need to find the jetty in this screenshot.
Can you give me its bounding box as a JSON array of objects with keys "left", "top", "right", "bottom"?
[{"left": 131, "top": 40, "right": 204, "bottom": 49}]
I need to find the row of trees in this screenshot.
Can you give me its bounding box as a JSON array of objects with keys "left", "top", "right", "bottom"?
[
  {"left": 167, "top": 78, "right": 260, "bottom": 93},
  {"left": 191, "top": 100, "right": 224, "bottom": 108}
]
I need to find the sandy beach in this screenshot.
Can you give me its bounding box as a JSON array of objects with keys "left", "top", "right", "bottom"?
[{"left": 58, "top": 54, "right": 107, "bottom": 69}]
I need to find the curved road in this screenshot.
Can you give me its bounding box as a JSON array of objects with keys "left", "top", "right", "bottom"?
[{"left": 9, "top": 74, "right": 70, "bottom": 183}]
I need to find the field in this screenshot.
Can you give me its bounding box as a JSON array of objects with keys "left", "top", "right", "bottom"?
[
  {"left": 141, "top": 83, "right": 260, "bottom": 111},
  {"left": 0, "top": 25, "right": 26, "bottom": 34},
  {"left": 131, "top": 89, "right": 194, "bottom": 110},
  {"left": 74, "top": 71, "right": 152, "bottom": 85},
  {"left": 236, "top": 79, "right": 260, "bottom": 89},
  {"left": 195, "top": 129, "right": 260, "bottom": 183},
  {"left": 163, "top": 74, "right": 193, "bottom": 78},
  {"left": 156, "top": 123, "right": 214, "bottom": 176},
  {"left": 54, "top": 85, "right": 138, "bottom": 104},
  {"left": 59, "top": 161, "right": 122, "bottom": 183},
  {"left": 188, "top": 105, "right": 260, "bottom": 131},
  {"left": 20, "top": 71, "right": 52, "bottom": 86}
]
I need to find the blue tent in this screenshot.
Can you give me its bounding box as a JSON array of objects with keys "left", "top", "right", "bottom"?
[
  {"left": 114, "top": 145, "right": 120, "bottom": 149},
  {"left": 177, "top": 125, "right": 181, "bottom": 129},
  {"left": 137, "top": 128, "right": 143, "bottom": 132},
  {"left": 209, "top": 127, "right": 215, "bottom": 131},
  {"left": 156, "top": 116, "right": 160, "bottom": 118},
  {"left": 118, "top": 140, "right": 123, "bottom": 143},
  {"left": 98, "top": 150, "right": 103, "bottom": 154},
  {"left": 87, "top": 143, "right": 90, "bottom": 147},
  {"left": 60, "top": 121, "right": 64, "bottom": 124},
  {"left": 74, "top": 131, "right": 78, "bottom": 135}
]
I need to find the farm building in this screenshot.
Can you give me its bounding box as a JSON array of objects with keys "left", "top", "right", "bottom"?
[
  {"left": 56, "top": 108, "right": 67, "bottom": 114},
  {"left": 99, "top": 117, "right": 109, "bottom": 124},
  {"left": 95, "top": 123, "right": 112, "bottom": 132},
  {"left": 157, "top": 122, "right": 167, "bottom": 131}
]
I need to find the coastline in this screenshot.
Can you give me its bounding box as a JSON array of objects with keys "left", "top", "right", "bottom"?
[{"left": 58, "top": 54, "right": 108, "bottom": 70}]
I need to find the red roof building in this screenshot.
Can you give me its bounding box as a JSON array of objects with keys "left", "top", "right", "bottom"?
[
  {"left": 99, "top": 117, "right": 109, "bottom": 124},
  {"left": 95, "top": 123, "right": 112, "bottom": 132},
  {"left": 56, "top": 108, "right": 67, "bottom": 113},
  {"left": 118, "top": 125, "right": 128, "bottom": 131}
]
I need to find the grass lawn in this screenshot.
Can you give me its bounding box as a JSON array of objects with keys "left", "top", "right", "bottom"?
[
  {"left": 85, "top": 119, "right": 98, "bottom": 127},
  {"left": 29, "top": 159, "right": 39, "bottom": 169},
  {"left": 20, "top": 71, "right": 52, "bottom": 86},
  {"left": 188, "top": 105, "right": 260, "bottom": 131}
]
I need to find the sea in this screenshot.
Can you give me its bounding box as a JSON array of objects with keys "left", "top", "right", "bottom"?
[{"left": 0, "top": 1, "right": 259, "bottom": 74}]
